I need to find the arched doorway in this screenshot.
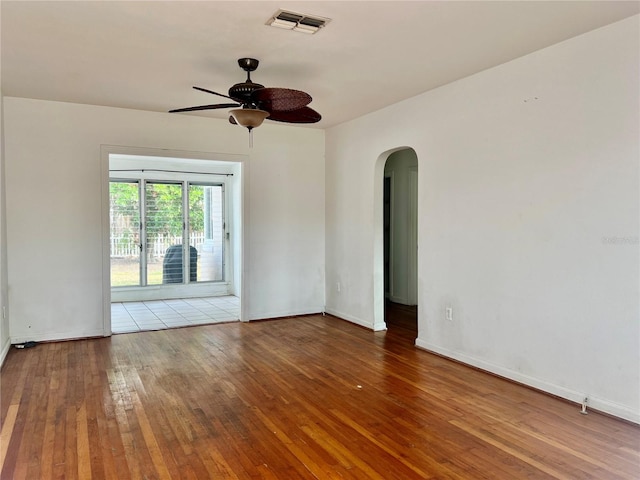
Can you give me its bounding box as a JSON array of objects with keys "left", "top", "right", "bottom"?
[{"left": 373, "top": 147, "right": 418, "bottom": 336}]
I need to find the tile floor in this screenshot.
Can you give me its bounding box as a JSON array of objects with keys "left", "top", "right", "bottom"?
[{"left": 111, "top": 295, "right": 240, "bottom": 334}]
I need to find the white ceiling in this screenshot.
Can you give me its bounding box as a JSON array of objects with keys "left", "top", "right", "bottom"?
[{"left": 2, "top": 1, "right": 638, "bottom": 129}]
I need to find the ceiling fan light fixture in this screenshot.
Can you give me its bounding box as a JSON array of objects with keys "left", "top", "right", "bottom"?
[
  {"left": 230, "top": 108, "right": 270, "bottom": 129},
  {"left": 170, "top": 58, "right": 321, "bottom": 146}
]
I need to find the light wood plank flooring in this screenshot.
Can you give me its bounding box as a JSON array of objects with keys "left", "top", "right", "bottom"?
[{"left": 1, "top": 307, "right": 638, "bottom": 479}]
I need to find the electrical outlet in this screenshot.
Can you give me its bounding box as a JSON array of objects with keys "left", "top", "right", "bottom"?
[
  {"left": 336, "top": 282, "right": 341, "bottom": 293},
  {"left": 446, "top": 307, "right": 453, "bottom": 321}
]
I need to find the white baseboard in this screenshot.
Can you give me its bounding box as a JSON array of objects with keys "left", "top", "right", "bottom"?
[
  {"left": 387, "top": 295, "right": 410, "bottom": 305},
  {"left": 415, "top": 339, "right": 639, "bottom": 425},
  {"left": 246, "top": 306, "right": 324, "bottom": 322},
  {"left": 0, "top": 336, "right": 11, "bottom": 368},
  {"left": 11, "top": 329, "right": 106, "bottom": 345},
  {"left": 324, "top": 307, "right": 387, "bottom": 331}
]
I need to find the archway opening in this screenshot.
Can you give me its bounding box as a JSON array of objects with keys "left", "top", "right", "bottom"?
[{"left": 374, "top": 147, "right": 418, "bottom": 338}]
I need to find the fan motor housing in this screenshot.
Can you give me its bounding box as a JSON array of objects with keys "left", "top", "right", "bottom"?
[
  {"left": 229, "top": 58, "right": 263, "bottom": 103},
  {"left": 229, "top": 81, "right": 264, "bottom": 103}
]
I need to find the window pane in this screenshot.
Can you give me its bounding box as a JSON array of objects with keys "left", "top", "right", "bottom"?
[
  {"left": 145, "top": 183, "right": 184, "bottom": 285},
  {"left": 109, "top": 181, "right": 140, "bottom": 286},
  {"left": 189, "top": 184, "right": 224, "bottom": 282}
]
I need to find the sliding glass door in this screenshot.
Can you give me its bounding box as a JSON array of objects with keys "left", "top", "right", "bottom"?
[
  {"left": 109, "top": 181, "right": 141, "bottom": 287},
  {"left": 145, "top": 182, "right": 184, "bottom": 285},
  {"left": 109, "top": 180, "right": 225, "bottom": 288},
  {"left": 189, "top": 184, "right": 224, "bottom": 282}
]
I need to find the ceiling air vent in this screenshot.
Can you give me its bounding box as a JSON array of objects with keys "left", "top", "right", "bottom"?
[{"left": 266, "top": 9, "right": 331, "bottom": 34}]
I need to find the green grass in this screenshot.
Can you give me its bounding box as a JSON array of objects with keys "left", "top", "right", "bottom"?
[{"left": 110, "top": 261, "right": 162, "bottom": 286}]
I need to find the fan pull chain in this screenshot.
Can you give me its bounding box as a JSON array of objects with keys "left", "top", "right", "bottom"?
[{"left": 249, "top": 128, "right": 254, "bottom": 148}]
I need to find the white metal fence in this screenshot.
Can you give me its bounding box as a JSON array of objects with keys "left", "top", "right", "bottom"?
[{"left": 111, "top": 232, "right": 206, "bottom": 258}]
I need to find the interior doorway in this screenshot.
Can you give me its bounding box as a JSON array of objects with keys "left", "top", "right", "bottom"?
[
  {"left": 101, "top": 147, "right": 245, "bottom": 335},
  {"left": 380, "top": 148, "right": 418, "bottom": 336}
]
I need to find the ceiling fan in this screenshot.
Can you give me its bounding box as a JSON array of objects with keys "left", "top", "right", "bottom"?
[{"left": 169, "top": 58, "right": 321, "bottom": 142}]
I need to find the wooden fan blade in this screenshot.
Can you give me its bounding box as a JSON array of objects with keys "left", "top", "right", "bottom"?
[
  {"left": 169, "top": 103, "right": 239, "bottom": 113},
  {"left": 193, "top": 86, "right": 240, "bottom": 102},
  {"left": 266, "top": 106, "right": 321, "bottom": 124},
  {"left": 252, "top": 87, "right": 311, "bottom": 112}
]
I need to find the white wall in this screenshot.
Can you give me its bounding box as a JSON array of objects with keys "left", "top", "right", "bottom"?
[
  {"left": 0, "top": 88, "right": 10, "bottom": 365},
  {"left": 325, "top": 16, "right": 639, "bottom": 422},
  {"left": 3, "top": 99, "right": 325, "bottom": 342}
]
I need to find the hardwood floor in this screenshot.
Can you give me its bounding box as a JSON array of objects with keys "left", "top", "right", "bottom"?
[
  {"left": 1, "top": 310, "right": 638, "bottom": 479},
  {"left": 385, "top": 301, "right": 418, "bottom": 338}
]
